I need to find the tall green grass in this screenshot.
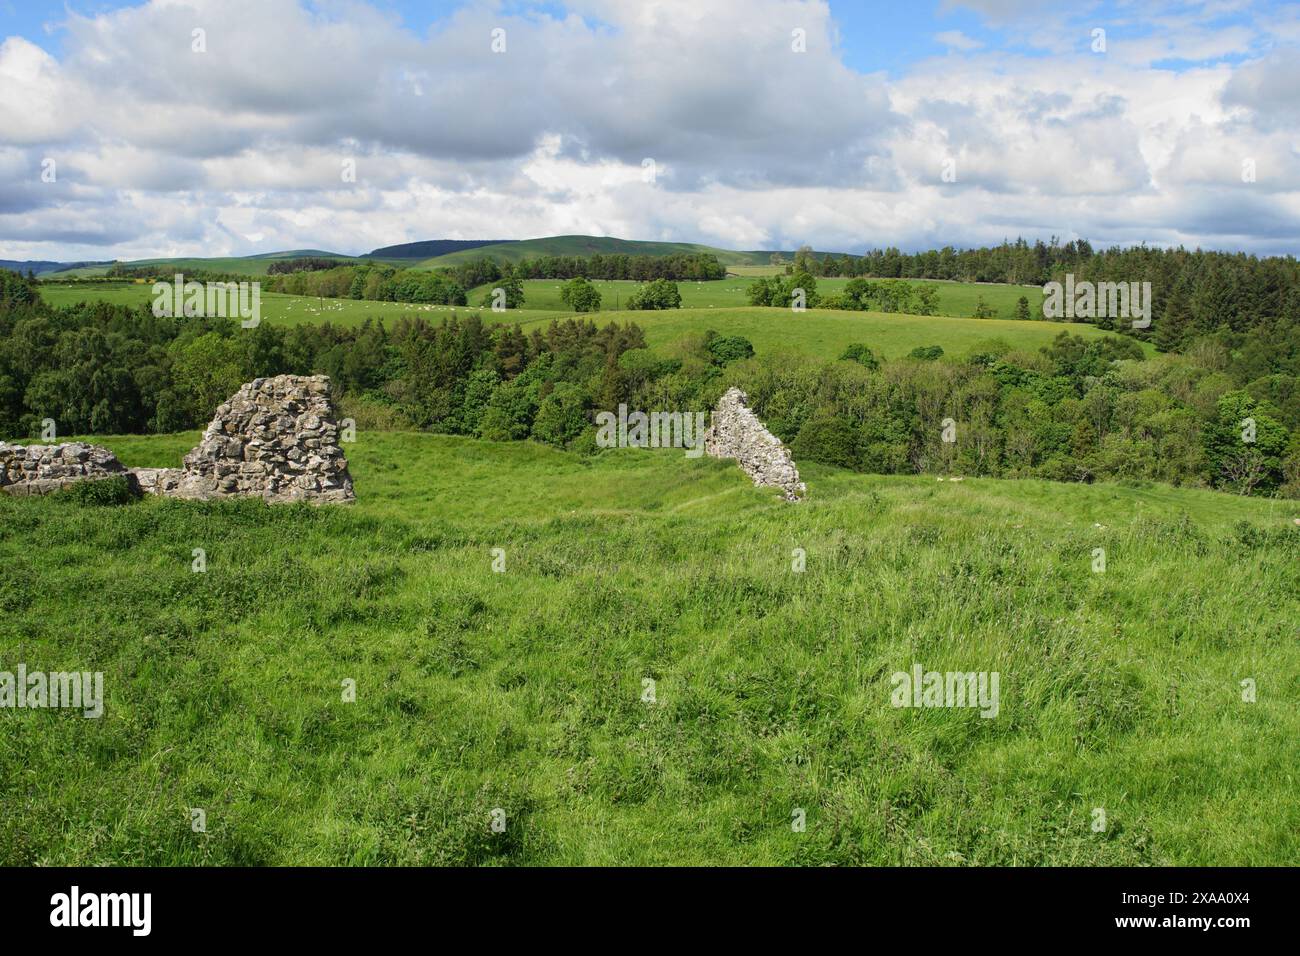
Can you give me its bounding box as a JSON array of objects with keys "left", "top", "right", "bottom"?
[{"left": 0, "top": 433, "right": 1294, "bottom": 865}]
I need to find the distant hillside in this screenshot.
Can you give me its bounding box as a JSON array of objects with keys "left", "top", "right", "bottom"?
[
  {"left": 50, "top": 252, "right": 366, "bottom": 278},
  {"left": 414, "top": 235, "right": 798, "bottom": 269},
  {"left": 1, "top": 259, "right": 114, "bottom": 276},
  {"left": 368, "top": 239, "right": 507, "bottom": 259},
  {"left": 246, "top": 249, "right": 354, "bottom": 260},
  {"left": 31, "top": 235, "right": 856, "bottom": 279}
]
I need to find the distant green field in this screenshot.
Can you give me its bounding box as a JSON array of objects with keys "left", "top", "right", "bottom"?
[
  {"left": 49, "top": 253, "right": 409, "bottom": 279},
  {"left": 37, "top": 284, "right": 572, "bottom": 328},
  {"left": 513, "top": 306, "right": 1145, "bottom": 361},
  {"left": 37, "top": 281, "right": 1133, "bottom": 361},
  {"left": 2, "top": 432, "right": 1295, "bottom": 865},
  {"left": 471, "top": 276, "right": 1041, "bottom": 319},
  {"left": 37, "top": 282, "right": 154, "bottom": 306}
]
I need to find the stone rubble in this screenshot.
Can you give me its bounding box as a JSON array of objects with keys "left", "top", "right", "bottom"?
[
  {"left": 704, "top": 387, "right": 805, "bottom": 501},
  {"left": 129, "top": 467, "right": 183, "bottom": 496},
  {"left": 1, "top": 375, "right": 354, "bottom": 504},
  {"left": 144, "top": 374, "right": 354, "bottom": 504},
  {"left": 0, "top": 441, "right": 129, "bottom": 496}
]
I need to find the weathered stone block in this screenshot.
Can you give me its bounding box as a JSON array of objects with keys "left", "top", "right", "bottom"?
[
  {"left": 165, "top": 374, "right": 355, "bottom": 504},
  {"left": 0, "top": 441, "right": 129, "bottom": 496},
  {"left": 704, "top": 387, "right": 805, "bottom": 501}
]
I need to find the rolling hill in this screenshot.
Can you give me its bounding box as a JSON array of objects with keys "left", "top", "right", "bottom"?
[
  {"left": 406, "top": 235, "right": 849, "bottom": 270},
  {"left": 49, "top": 254, "right": 361, "bottom": 279},
  {"left": 367, "top": 239, "right": 508, "bottom": 259},
  {"left": 26, "top": 235, "right": 851, "bottom": 278},
  {"left": 0, "top": 259, "right": 114, "bottom": 276},
  {"left": 37, "top": 276, "right": 1123, "bottom": 361}
]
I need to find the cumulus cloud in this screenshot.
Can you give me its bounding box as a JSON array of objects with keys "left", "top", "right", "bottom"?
[
  {"left": 1223, "top": 49, "right": 1300, "bottom": 125},
  {"left": 935, "top": 30, "right": 983, "bottom": 50},
  {"left": 0, "top": 0, "right": 1296, "bottom": 260}
]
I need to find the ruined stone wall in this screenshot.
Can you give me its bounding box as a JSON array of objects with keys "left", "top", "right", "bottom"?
[
  {"left": 2, "top": 376, "right": 353, "bottom": 505},
  {"left": 154, "top": 374, "right": 354, "bottom": 503},
  {"left": 704, "top": 387, "right": 805, "bottom": 501},
  {"left": 0, "top": 442, "right": 128, "bottom": 496}
]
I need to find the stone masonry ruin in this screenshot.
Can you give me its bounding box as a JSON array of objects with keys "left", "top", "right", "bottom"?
[
  {"left": 704, "top": 387, "right": 805, "bottom": 501},
  {"left": 1, "top": 375, "right": 354, "bottom": 504},
  {"left": 140, "top": 374, "right": 354, "bottom": 503},
  {"left": 2, "top": 378, "right": 796, "bottom": 506},
  {"left": 0, "top": 441, "right": 130, "bottom": 496}
]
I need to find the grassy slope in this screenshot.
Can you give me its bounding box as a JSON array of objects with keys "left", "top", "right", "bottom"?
[
  {"left": 50, "top": 253, "right": 411, "bottom": 279},
  {"left": 515, "top": 307, "right": 1144, "bottom": 360},
  {"left": 37, "top": 284, "right": 573, "bottom": 328},
  {"left": 1, "top": 432, "right": 1295, "bottom": 865},
  {"left": 44, "top": 273, "right": 1043, "bottom": 323},
  {"left": 415, "top": 235, "right": 773, "bottom": 269},
  {"left": 35, "top": 236, "right": 841, "bottom": 278},
  {"left": 38, "top": 281, "right": 1131, "bottom": 361},
  {"left": 475, "top": 276, "right": 1043, "bottom": 318}
]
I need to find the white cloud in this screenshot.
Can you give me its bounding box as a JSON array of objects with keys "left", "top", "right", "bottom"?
[
  {"left": 0, "top": 0, "right": 1296, "bottom": 260},
  {"left": 935, "top": 30, "right": 983, "bottom": 50}
]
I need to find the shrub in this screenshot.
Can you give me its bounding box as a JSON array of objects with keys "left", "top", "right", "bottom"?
[
  {"left": 531, "top": 382, "right": 591, "bottom": 447},
  {"left": 791, "top": 416, "right": 863, "bottom": 469},
  {"left": 336, "top": 394, "right": 415, "bottom": 432},
  {"left": 745, "top": 273, "right": 819, "bottom": 309},
  {"left": 707, "top": 334, "right": 754, "bottom": 365},
  {"left": 55, "top": 475, "right": 140, "bottom": 506},
  {"left": 560, "top": 277, "right": 602, "bottom": 313},
  {"left": 626, "top": 278, "right": 682, "bottom": 311},
  {"left": 480, "top": 276, "right": 525, "bottom": 310},
  {"left": 908, "top": 345, "right": 945, "bottom": 361},
  {"left": 839, "top": 343, "right": 879, "bottom": 369}
]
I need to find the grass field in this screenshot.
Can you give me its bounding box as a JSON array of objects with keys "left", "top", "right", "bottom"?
[
  {"left": 41, "top": 272, "right": 1043, "bottom": 325},
  {"left": 37, "top": 280, "right": 1123, "bottom": 362},
  {"left": 47, "top": 252, "right": 410, "bottom": 279},
  {"left": 41, "top": 275, "right": 1044, "bottom": 322},
  {"left": 0, "top": 432, "right": 1296, "bottom": 865},
  {"left": 36, "top": 283, "right": 573, "bottom": 329},
  {"left": 468, "top": 276, "right": 1041, "bottom": 318},
  {"left": 515, "top": 306, "right": 1145, "bottom": 360}
]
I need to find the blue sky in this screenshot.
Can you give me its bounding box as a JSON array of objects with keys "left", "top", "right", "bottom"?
[
  {"left": 1, "top": 0, "right": 1297, "bottom": 259},
  {"left": 4, "top": 0, "right": 1280, "bottom": 70}
]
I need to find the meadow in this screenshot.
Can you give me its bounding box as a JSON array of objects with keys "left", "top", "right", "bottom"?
[
  {"left": 514, "top": 306, "right": 1139, "bottom": 360},
  {"left": 0, "top": 432, "right": 1295, "bottom": 865},
  {"left": 42, "top": 275, "right": 1037, "bottom": 320},
  {"left": 36, "top": 283, "right": 572, "bottom": 328},
  {"left": 37, "top": 280, "right": 1124, "bottom": 363},
  {"left": 466, "top": 275, "right": 1041, "bottom": 318}
]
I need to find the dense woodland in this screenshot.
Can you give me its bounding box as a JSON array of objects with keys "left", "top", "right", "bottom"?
[
  {"left": 5, "top": 235, "right": 1298, "bottom": 497},
  {"left": 796, "top": 241, "right": 1300, "bottom": 350}
]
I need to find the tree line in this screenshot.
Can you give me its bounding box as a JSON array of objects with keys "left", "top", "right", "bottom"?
[
  {"left": 509, "top": 252, "right": 726, "bottom": 281},
  {"left": 774, "top": 243, "right": 1299, "bottom": 354},
  {"left": 748, "top": 273, "right": 941, "bottom": 314},
  {"left": 8, "top": 256, "right": 1298, "bottom": 497},
  {"left": 266, "top": 257, "right": 346, "bottom": 275}
]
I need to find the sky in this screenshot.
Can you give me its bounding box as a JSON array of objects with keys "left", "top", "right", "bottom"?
[{"left": 1, "top": 0, "right": 1298, "bottom": 261}]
